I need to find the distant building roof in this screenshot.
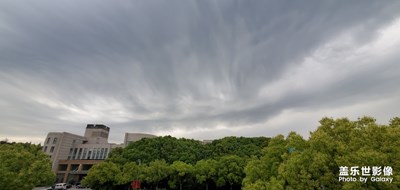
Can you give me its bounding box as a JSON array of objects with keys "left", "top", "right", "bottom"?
[{"left": 86, "top": 124, "right": 110, "bottom": 131}]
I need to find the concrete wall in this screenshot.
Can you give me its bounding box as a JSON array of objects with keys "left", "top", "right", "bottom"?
[{"left": 124, "top": 133, "right": 157, "bottom": 146}]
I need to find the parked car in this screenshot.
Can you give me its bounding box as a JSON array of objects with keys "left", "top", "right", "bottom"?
[
  {"left": 54, "top": 183, "right": 68, "bottom": 190},
  {"left": 76, "top": 182, "right": 87, "bottom": 188}
]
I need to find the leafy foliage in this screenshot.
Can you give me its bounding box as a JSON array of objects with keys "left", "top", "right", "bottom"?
[
  {"left": 243, "top": 116, "right": 400, "bottom": 189},
  {"left": 194, "top": 159, "right": 218, "bottom": 190},
  {"left": 113, "top": 136, "right": 206, "bottom": 164},
  {"left": 169, "top": 161, "right": 194, "bottom": 190},
  {"left": 205, "top": 136, "right": 270, "bottom": 158},
  {"left": 0, "top": 142, "right": 55, "bottom": 190},
  {"left": 216, "top": 155, "right": 246, "bottom": 190},
  {"left": 83, "top": 116, "right": 400, "bottom": 189},
  {"left": 81, "top": 162, "right": 121, "bottom": 190}
]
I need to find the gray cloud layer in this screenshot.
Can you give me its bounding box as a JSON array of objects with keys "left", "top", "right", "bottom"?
[{"left": 1, "top": 1, "right": 400, "bottom": 143}]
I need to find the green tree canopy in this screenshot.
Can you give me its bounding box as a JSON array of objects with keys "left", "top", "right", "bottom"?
[
  {"left": 243, "top": 117, "right": 400, "bottom": 189},
  {"left": 216, "top": 155, "right": 246, "bottom": 190},
  {"left": 168, "top": 161, "right": 194, "bottom": 190},
  {"left": 82, "top": 116, "right": 399, "bottom": 190},
  {"left": 0, "top": 142, "right": 55, "bottom": 190},
  {"left": 81, "top": 161, "right": 121, "bottom": 190},
  {"left": 111, "top": 136, "right": 205, "bottom": 165},
  {"left": 143, "top": 159, "right": 172, "bottom": 189},
  {"left": 206, "top": 136, "right": 270, "bottom": 158},
  {"left": 194, "top": 159, "right": 218, "bottom": 190}
]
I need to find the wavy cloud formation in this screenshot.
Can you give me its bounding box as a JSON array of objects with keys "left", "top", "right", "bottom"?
[{"left": 1, "top": 1, "right": 400, "bottom": 143}]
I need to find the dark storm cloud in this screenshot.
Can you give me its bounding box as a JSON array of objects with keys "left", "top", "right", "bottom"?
[{"left": 1, "top": 0, "right": 400, "bottom": 142}]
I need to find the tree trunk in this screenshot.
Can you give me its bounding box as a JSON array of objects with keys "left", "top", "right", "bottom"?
[{"left": 206, "top": 182, "right": 209, "bottom": 190}]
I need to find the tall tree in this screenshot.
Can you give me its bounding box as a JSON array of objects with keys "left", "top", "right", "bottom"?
[
  {"left": 143, "top": 160, "right": 172, "bottom": 189},
  {"left": 169, "top": 161, "right": 193, "bottom": 190},
  {"left": 81, "top": 162, "right": 121, "bottom": 190},
  {"left": 216, "top": 155, "right": 246, "bottom": 190},
  {"left": 0, "top": 142, "right": 55, "bottom": 190},
  {"left": 115, "top": 162, "right": 144, "bottom": 186},
  {"left": 194, "top": 159, "right": 218, "bottom": 190}
]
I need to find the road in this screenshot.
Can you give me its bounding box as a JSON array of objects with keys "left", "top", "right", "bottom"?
[{"left": 33, "top": 187, "right": 92, "bottom": 190}]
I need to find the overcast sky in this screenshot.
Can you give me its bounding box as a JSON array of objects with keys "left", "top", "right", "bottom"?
[{"left": 1, "top": 1, "right": 400, "bottom": 144}]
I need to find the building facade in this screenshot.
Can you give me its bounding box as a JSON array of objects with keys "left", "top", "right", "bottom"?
[
  {"left": 42, "top": 124, "right": 156, "bottom": 183},
  {"left": 124, "top": 132, "right": 159, "bottom": 147}
]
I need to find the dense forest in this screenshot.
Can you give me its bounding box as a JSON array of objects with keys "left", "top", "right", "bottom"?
[
  {"left": 82, "top": 117, "right": 400, "bottom": 190},
  {"left": 0, "top": 141, "right": 55, "bottom": 190},
  {"left": 83, "top": 136, "right": 269, "bottom": 190}
]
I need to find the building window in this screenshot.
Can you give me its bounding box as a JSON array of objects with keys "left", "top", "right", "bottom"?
[
  {"left": 46, "top": 138, "right": 51, "bottom": 144},
  {"left": 58, "top": 164, "right": 68, "bottom": 171},
  {"left": 82, "top": 148, "right": 87, "bottom": 159},
  {"left": 67, "top": 148, "right": 73, "bottom": 160},
  {"left": 95, "top": 148, "right": 99, "bottom": 159},
  {"left": 50, "top": 146, "right": 55, "bottom": 153},
  {"left": 87, "top": 150, "right": 92, "bottom": 160},
  {"left": 72, "top": 148, "right": 78, "bottom": 159},
  {"left": 93, "top": 148, "right": 97, "bottom": 159},
  {"left": 96, "top": 148, "right": 100, "bottom": 159},
  {"left": 100, "top": 148, "right": 104, "bottom": 159},
  {"left": 82, "top": 164, "right": 92, "bottom": 171},
  {"left": 77, "top": 148, "right": 83, "bottom": 159},
  {"left": 104, "top": 148, "right": 108, "bottom": 159},
  {"left": 71, "top": 164, "right": 79, "bottom": 171},
  {"left": 43, "top": 146, "right": 48, "bottom": 152},
  {"left": 53, "top": 138, "right": 58, "bottom": 144}
]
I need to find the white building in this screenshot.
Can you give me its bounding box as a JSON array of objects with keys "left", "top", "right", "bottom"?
[
  {"left": 124, "top": 132, "right": 158, "bottom": 146},
  {"left": 42, "top": 124, "right": 156, "bottom": 183}
]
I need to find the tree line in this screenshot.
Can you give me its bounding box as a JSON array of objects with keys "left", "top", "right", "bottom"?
[
  {"left": 82, "top": 117, "right": 400, "bottom": 190},
  {"left": 2, "top": 116, "right": 397, "bottom": 189},
  {"left": 83, "top": 136, "right": 269, "bottom": 190}
]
